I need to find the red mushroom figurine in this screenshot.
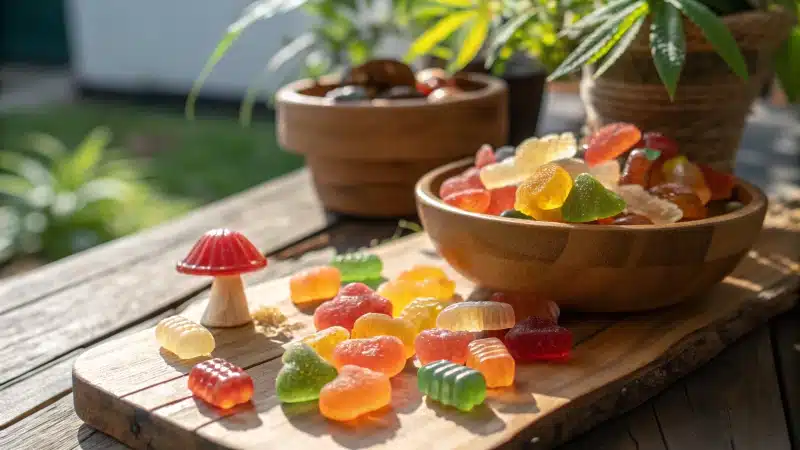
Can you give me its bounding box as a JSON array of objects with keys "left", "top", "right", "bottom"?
[{"left": 176, "top": 229, "right": 267, "bottom": 327}]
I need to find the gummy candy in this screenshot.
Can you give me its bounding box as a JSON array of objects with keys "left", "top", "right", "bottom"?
[
  {"left": 330, "top": 252, "right": 383, "bottom": 282},
  {"left": 638, "top": 131, "right": 679, "bottom": 161},
  {"left": 475, "top": 144, "right": 496, "bottom": 168},
  {"left": 290, "top": 266, "right": 341, "bottom": 304},
  {"left": 613, "top": 213, "right": 654, "bottom": 225},
  {"left": 397, "top": 265, "right": 452, "bottom": 286},
  {"left": 620, "top": 148, "right": 659, "bottom": 187},
  {"left": 320, "top": 365, "right": 391, "bottom": 421},
  {"left": 155, "top": 316, "right": 215, "bottom": 360},
  {"left": 616, "top": 184, "right": 683, "bottom": 224},
  {"left": 466, "top": 338, "right": 515, "bottom": 388},
  {"left": 417, "top": 360, "right": 486, "bottom": 411},
  {"left": 443, "top": 188, "right": 491, "bottom": 213},
  {"left": 301, "top": 326, "right": 350, "bottom": 363},
  {"left": 514, "top": 163, "right": 573, "bottom": 218},
  {"left": 649, "top": 183, "right": 707, "bottom": 220},
  {"left": 437, "top": 301, "right": 516, "bottom": 331},
  {"left": 352, "top": 313, "right": 416, "bottom": 358},
  {"left": 495, "top": 145, "right": 516, "bottom": 162},
  {"left": 561, "top": 174, "right": 626, "bottom": 223},
  {"left": 699, "top": 164, "right": 735, "bottom": 201},
  {"left": 504, "top": 317, "right": 573, "bottom": 362},
  {"left": 379, "top": 267, "right": 455, "bottom": 315},
  {"left": 276, "top": 343, "right": 338, "bottom": 403},
  {"left": 553, "top": 158, "right": 589, "bottom": 179},
  {"left": 589, "top": 159, "right": 622, "bottom": 190},
  {"left": 479, "top": 133, "right": 577, "bottom": 189},
  {"left": 486, "top": 185, "right": 518, "bottom": 215},
  {"left": 313, "top": 283, "right": 392, "bottom": 331},
  {"left": 500, "top": 209, "right": 532, "bottom": 220},
  {"left": 398, "top": 297, "right": 451, "bottom": 333},
  {"left": 415, "top": 328, "right": 475, "bottom": 365},
  {"left": 331, "top": 335, "right": 407, "bottom": 377},
  {"left": 188, "top": 358, "right": 254, "bottom": 409},
  {"left": 415, "top": 68, "right": 449, "bottom": 95},
  {"left": 439, "top": 169, "right": 484, "bottom": 199},
  {"left": 583, "top": 123, "right": 642, "bottom": 166},
  {"left": 661, "top": 156, "right": 711, "bottom": 205},
  {"left": 489, "top": 292, "right": 559, "bottom": 324}
]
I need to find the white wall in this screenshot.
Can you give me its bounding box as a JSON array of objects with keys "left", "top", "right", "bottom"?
[{"left": 66, "top": 0, "right": 312, "bottom": 98}]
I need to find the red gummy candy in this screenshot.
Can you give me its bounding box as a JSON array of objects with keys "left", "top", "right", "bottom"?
[
  {"left": 314, "top": 283, "right": 392, "bottom": 331},
  {"left": 699, "top": 164, "right": 735, "bottom": 200},
  {"left": 439, "top": 168, "right": 484, "bottom": 199},
  {"left": 461, "top": 167, "right": 484, "bottom": 188},
  {"left": 415, "top": 328, "right": 475, "bottom": 365},
  {"left": 188, "top": 358, "right": 254, "bottom": 409},
  {"left": 475, "top": 144, "right": 496, "bottom": 168},
  {"left": 638, "top": 131, "right": 679, "bottom": 161},
  {"left": 443, "top": 188, "right": 491, "bottom": 213},
  {"left": 505, "top": 317, "right": 573, "bottom": 362},
  {"left": 486, "top": 185, "right": 517, "bottom": 215},
  {"left": 584, "top": 123, "right": 642, "bottom": 167}
]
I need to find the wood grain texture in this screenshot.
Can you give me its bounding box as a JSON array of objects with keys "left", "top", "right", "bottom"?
[
  {"left": 772, "top": 308, "right": 800, "bottom": 449},
  {"left": 417, "top": 159, "right": 770, "bottom": 312},
  {"left": 72, "top": 219, "right": 799, "bottom": 449}
]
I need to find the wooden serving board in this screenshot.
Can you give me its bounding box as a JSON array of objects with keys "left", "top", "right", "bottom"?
[{"left": 72, "top": 221, "right": 799, "bottom": 450}]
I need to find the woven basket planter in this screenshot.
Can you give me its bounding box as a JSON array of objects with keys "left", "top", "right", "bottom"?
[
  {"left": 581, "top": 9, "right": 795, "bottom": 172},
  {"left": 277, "top": 73, "right": 508, "bottom": 217}
]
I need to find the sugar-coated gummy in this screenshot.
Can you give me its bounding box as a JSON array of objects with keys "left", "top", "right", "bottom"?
[
  {"left": 276, "top": 343, "right": 338, "bottom": 403},
  {"left": 583, "top": 123, "right": 642, "bottom": 167},
  {"left": 415, "top": 328, "right": 475, "bottom": 365},
  {"left": 480, "top": 133, "right": 577, "bottom": 189},
  {"left": 589, "top": 159, "right": 621, "bottom": 189},
  {"left": 620, "top": 149, "right": 656, "bottom": 187},
  {"left": 505, "top": 317, "right": 573, "bottom": 362},
  {"left": 466, "top": 338, "right": 515, "bottom": 388},
  {"left": 301, "top": 326, "right": 350, "bottom": 363},
  {"left": 378, "top": 268, "right": 455, "bottom": 316},
  {"left": 319, "top": 365, "right": 392, "bottom": 421},
  {"left": 616, "top": 184, "right": 682, "bottom": 224},
  {"left": 561, "top": 174, "right": 626, "bottom": 223},
  {"left": 399, "top": 297, "right": 451, "bottom": 333},
  {"left": 289, "top": 266, "right": 341, "bottom": 304},
  {"left": 313, "top": 283, "right": 392, "bottom": 331},
  {"left": 514, "top": 163, "right": 573, "bottom": 216},
  {"left": 330, "top": 252, "right": 383, "bottom": 282},
  {"left": 475, "top": 144, "right": 496, "bottom": 168},
  {"left": 417, "top": 360, "right": 486, "bottom": 411},
  {"left": 188, "top": 358, "right": 254, "bottom": 409},
  {"left": 155, "top": 316, "right": 215, "bottom": 360},
  {"left": 436, "top": 301, "right": 516, "bottom": 331},
  {"left": 351, "top": 313, "right": 417, "bottom": 358},
  {"left": 331, "top": 335, "right": 407, "bottom": 377},
  {"left": 443, "top": 188, "right": 491, "bottom": 213}
]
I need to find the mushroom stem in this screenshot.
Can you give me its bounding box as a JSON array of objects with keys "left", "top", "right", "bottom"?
[{"left": 201, "top": 275, "right": 252, "bottom": 327}]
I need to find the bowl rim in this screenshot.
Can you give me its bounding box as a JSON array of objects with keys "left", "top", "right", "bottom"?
[
  {"left": 415, "top": 157, "right": 768, "bottom": 231},
  {"left": 275, "top": 73, "right": 507, "bottom": 110}
]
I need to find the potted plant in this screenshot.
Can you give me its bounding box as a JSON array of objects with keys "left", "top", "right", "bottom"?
[{"left": 410, "top": 0, "right": 798, "bottom": 172}]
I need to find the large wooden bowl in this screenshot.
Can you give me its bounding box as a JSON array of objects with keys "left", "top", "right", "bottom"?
[
  {"left": 416, "top": 159, "right": 768, "bottom": 312},
  {"left": 277, "top": 74, "right": 508, "bottom": 217}
]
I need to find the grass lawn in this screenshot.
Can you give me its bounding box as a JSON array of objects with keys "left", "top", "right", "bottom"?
[{"left": 0, "top": 100, "right": 305, "bottom": 205}]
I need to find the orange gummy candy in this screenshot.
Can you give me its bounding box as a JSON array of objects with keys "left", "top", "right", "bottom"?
[
  {"left": 331, "top": 335, "right": 407, "bottom": 377},
  {"left": 584, "top": 123, "right": 642, "bottom": 167},
  {"left": 443, "top": 188, "right": 491, "bottom": 213},
  {"left": 319, "top": 365, "right": 392, "bottom": 422},
  {"left": 290, "top": 266, "right": 341, "bottom": 304},
  {"left": 188, "top": 358, "right": 254, "bottom": 409},
  {"left": 466, "top": 338, "right": 515, "bottom": 388}
]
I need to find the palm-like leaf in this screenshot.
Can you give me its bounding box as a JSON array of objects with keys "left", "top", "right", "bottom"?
[{"left": 650, "top": 0, "right": 686, "bottom": 98}]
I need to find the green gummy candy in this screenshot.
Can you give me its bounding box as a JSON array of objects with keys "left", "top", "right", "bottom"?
[
  {"left": 500, "top": 209, "right": 533, "bottom": 220},
  {"left": 417, "top": 360, "right": 486, "bottom": 411},
  {"left": 561, "top": 173, "right": 626, "bottom": 223},
  {"left": 330, "top": 252, "right": 383, "bottom": 282},
  {"left": 642, "top": 148, "right": 661, "bottom": 161},
  {"left": 276, "top": 343, "right": 338, "bottom": 403}
]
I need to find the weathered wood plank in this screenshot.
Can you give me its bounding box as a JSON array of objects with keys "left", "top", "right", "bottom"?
[
  {"left": 0, "top": 395, "right": 93, "bottom": 450},
  {"left": 772, "top": 307, "right": 800, "bottom": 449},
  {"left": 0, "top": 171, "right": 330, "bottom": 388}
]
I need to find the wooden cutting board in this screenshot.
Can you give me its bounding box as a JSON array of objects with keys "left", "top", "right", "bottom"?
[{"left": 72, "top": 221, "right": 799, "bottom": 450}]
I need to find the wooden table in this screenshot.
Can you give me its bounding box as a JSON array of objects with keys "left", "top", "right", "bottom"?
[{"left": 0, "top": 94, "right": 797, "bottom": 449}]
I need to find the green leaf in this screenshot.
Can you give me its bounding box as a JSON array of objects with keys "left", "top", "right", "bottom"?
[
  {"left": 430, "top": 0, "right": 474, "bottom": 7},
  {"left": 450, "top": 14, "right": 490, "bottom": 71},
  {"left": 186, "top": 31, "right": 243, "bottom": 120},
  {"left": 593, "top": 15, "right": 646, "bottom": 78},
  {"left": 0, "top": 152, "right": 52, "bottom": 187},
  {"left": 561, "top": 0, "right": 639, "bottom": 36},
  {"left": 548, "top": 1, "right": 646, "bottom": 81},
  {"left": 412, "top": 5, "right": 452, "bottom": 19},
  {"left": 405, "top": 10, "right": 477, "bottom": 62},
  {"left": 775, "top": 27, "right": 800, "bottom": 103},
  {"left": 650, "top": 1, "right": 686, "bottom": 99},
  {"left": 665, "top": 0, "right": 748, "bottom": 79},
  {"left": 0, "top": 174, "right": 33, "bottom": 200},
  {"left": 486, "top": 10, "right": 535, "bottom": 68},
  {"left": 23, "top": 133, "right": 67, "bottom": 162},
  {"left": 58, "top": 127, "right": 111, "bottom": 190},
  {"left": 586, "top": 2, "right": 649, "bottom": 65}
]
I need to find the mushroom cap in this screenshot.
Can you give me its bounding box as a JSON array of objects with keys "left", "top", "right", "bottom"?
[{"left": 176, "top": 229, "right": 267, "bottom": 276}]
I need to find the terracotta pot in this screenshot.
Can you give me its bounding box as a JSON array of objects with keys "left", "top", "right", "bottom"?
[
  {"left": 276, "top": 73, "right": 508, "bottom": 217},
  {"left": 581, "top": 9, "right": 795, "bottom": 173}
]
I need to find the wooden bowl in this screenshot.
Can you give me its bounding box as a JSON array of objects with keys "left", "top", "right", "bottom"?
[
  {"left": 416, "top": 159, "right": 768, "bottom": 312},
  {"left": 277, "top": 74, "right": 508, "bottom": 217}
]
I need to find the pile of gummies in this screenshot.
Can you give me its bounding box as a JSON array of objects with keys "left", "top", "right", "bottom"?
[
  {"left": 440, "top": 123, "right": 740, "bottom": 225},
  {"left": 325, "top": 59, "right": 464, "bottom": 103},
  {"left": 155, "top": 253, "right": 571, "bottom": 421}
]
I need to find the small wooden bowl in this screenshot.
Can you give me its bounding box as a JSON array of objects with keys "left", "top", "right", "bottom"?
[
  {"left": 277, "top": 74, "right": 508, "bottom": 217},
  {"left": 416, "top": 159, "right": 768, "bottom": 312}
]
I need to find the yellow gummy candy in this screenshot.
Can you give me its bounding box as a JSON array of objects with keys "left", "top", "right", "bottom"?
[
  {"left": 398, "top": 297, "right": 452, "bottom": 333},
  {"left": 378, "top": 266, "right": 456, "bottom": 315},
  {"left": 351, "top": 313, "right": 416, "bottom": 358},
  {"left": 300, "top": 326, "right": 350, "bottom": 362},
  {"left": 155, "top": 316, "right": 215, "bottom": 360},
  {"left": 514, "top": 163, "right": 573, "bottom": 216}
]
